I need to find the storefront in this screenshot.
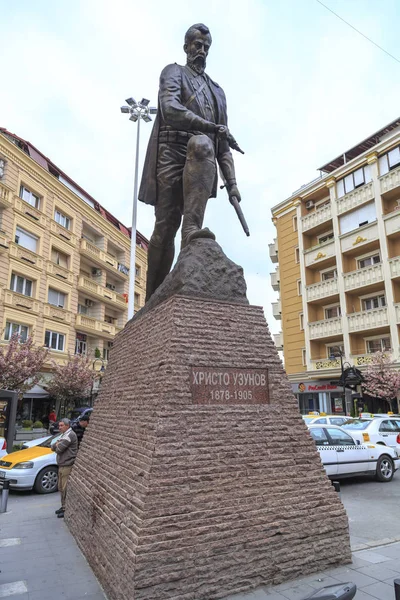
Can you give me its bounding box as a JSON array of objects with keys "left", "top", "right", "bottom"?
[
  {"left": 292, "top": 380, "right": 352, "bottom": 415},
  {"left": 19, "top": 384, "right": 51, "bottom": 424}
]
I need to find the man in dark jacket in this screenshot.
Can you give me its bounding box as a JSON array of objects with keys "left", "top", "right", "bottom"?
[
  {"left": 51, "top": 418, "right": 78, "bottom": 518},
  {"left": 138, "top": 23, "right": 242, "bottom": 300},
  {"left": 73, "top": 415, "right": 89, "bottom": 448}
]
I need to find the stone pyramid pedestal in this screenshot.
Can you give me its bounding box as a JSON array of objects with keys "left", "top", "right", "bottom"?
[{"left": 66, "top": 240, "right": 351, "bottom": 600}]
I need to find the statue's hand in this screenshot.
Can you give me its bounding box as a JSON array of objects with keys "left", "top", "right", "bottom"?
[
  {"left": 228, "top": 184, "right": 241, "bottom": 203},
  {"left": 215, "top": 125, "right": 230, "bottom": 140}
]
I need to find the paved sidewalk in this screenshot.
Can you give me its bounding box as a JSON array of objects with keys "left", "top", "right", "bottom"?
[
  {"left": 0, "top": 492, "right": 106, "bottom": 600},
  {"left": 2, "top": 491, "right": 400, "bottom": 600}
]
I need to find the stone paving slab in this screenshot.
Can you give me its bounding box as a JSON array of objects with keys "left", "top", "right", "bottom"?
[{"left": 2, "top": 491, "right": 400, "bottom": 599}]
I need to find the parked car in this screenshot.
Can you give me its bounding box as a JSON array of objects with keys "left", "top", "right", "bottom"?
[
  {"left": 0, "top": 433, "right": 61, "bottom": 493},
  {"left": 21, "top": 434, "right": 52, "bottom": 449},
  {"left": 309, "top": 424, "right": 400, "bottom": 482},
  {"left": 342, "top": 417, "right": 400, "bottom": 449},
  {"left": 304, "top": 415, "right": 353, "bottom": 427},
  {"left": 49, "top": 407, "right": 93, "bottom": 434}
]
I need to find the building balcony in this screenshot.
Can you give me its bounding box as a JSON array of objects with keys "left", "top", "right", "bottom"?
[
  {"left": 50, "top": 220, "right": 77, "bottom": 247},
  {"left": 304, "top": 240, "right": 335, "bottom": 268},
  {"left": 3, "top": 290, "right": 40, "bottom": 314},
  {"left": 75, "top": 314, "right": 117, "bottom": 338},
  {"left": 13, "top": 196, "right": 47, "bottom": 228},
  {"left": 43, "top": 303, "right": 73, "bottom": 324},
  {"left": 306, "top": 278, "right": 339, "bottom": 302},
  {"left": 79, "top": 239, "right": 129, "bottom": 280},
  {"left": 390, "top": 256, "right": 400, "bottom": 279},
  {"left": 0, "top": 182, "right": 12, "bottom": 208},
  {"left": 352, "top": 354, "right": 375, "bottom": 367},
  {"left": 301, "top": 203, "right": 332, "bottom": 233},
  {"left": 0, "top": 231, "right": 8, "bottom": 252},
  {"left": 340, "top": 221, "right": 378, "bottom": 254},
  {"left": 273, "top": 332, "right": 283, "bottom": 350},
  {"left": 270, "top": 267, "right": 280, "bottom": 291},
  {"left": 336, "top": 181, "right": 374, "bottom": 215},
  {"left": 384, "top": 208, "right": 400, "bottom": 237},
  {"left": 9, "top": 242, "right": 43, "bottom": 270},
  {"left": 46, "top": 261, "right": 74, "bottom": 285},
  {"left": 272, "top": 300, "right": 281, "bottom": 320},
  {"left": 348, "top": 307, "right": 388, "bottom": 332},
  {"left": 269, "top": 239, "right": 278, "bottom": 263},
  {"left": 343, "top": 263, "right": 383, "bottom": 292},
  {"left": 311, "top": 358, "right": 341, "bottom": 371},
  {"left": 380, "top": 165, "right": 400, "bottom": 195},
  {"left": 309, "top": 317, "right": 342, "bottom": 340},
  {"left": 77, "top": 276, "right": 128, "bottom": 310}
]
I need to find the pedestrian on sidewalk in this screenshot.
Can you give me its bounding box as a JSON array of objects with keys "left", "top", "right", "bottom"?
[
  {"left": 51, "top": 418, "right": 78, "bottom": 519},
  {"left": 73, "top": 415, "right": 90, "bottom": 448}
]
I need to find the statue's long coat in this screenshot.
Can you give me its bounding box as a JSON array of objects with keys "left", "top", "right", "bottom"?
[{"left": 138, "top": 63, "right": 231, "bottom": 206}]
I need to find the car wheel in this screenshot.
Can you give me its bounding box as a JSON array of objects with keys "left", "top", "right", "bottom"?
[
  {"left": 375, "top": 455, "right": 394, "bottom": 482},
  {"left": 34, "top": 466, "right": 58, "bottom": 494}
]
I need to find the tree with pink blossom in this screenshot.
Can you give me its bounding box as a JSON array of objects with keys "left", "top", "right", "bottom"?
[
  {"left": 362, "top": 352, "right": 400, "bottom": 412},
  {"left": 0, "top": 333, "right": 48, "bottom": 395},
  {"left": 46, "top": 353, "right": 95, "bottom": 415}
]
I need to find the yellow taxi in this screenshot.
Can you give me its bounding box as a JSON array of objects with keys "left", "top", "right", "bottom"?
[{"left": 0, "top": 434, "right": 60, "bottom": 493}]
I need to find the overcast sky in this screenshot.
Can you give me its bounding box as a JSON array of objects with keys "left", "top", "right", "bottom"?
[{"left": 1, "top": 0, "right": 400, "bottom": 336}]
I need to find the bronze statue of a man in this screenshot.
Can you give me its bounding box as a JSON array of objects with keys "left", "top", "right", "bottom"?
[{"left": 139, "top": 23, "right": 242, "bottom": 301}]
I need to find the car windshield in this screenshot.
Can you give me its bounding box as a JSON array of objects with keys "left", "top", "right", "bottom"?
[
  {"left": 302, "top": 416, "right": 317, "bottom": 424},
  {"left": 342, "top": 419, "right": 372, "bottom": 431},
  {"left": 38, "top": 433, "right": 61, "bottom": 448}
]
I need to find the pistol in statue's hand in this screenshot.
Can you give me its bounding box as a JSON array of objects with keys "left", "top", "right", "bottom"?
[
  {"left": 227, "top": 183, "right": 241, "bottom": 203},
  {"left": 215, "top": 125, "right": 245, "bottom": 154}
]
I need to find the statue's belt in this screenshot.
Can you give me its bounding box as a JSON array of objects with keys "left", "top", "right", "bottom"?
[{"left": 158, "top": 129, "right": 215, "bottom": 144}]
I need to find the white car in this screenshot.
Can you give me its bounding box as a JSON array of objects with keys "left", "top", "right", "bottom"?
[
  {"left": 309, "top": 424, "right": 400, "bottom": 482},
  {"left": 0, "top": 433, "right": 61, "bottom": 493},
  {"left": 21, "top": 434, "right": 52, "bottom": 449},
  {"left": 342, "top": 417, "right": 400, "bottom": 450},
  {"left": 303, "top": 415, "right": 353, "bottom": 427}
]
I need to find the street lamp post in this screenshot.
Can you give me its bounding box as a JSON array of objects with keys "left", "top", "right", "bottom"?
[
  {"left": 90, "top": 358, "right": 106, "bottom": 405},
  {"left": 121, "top": 97, "right": 157, "bottom": 320},
  {"left": 330, "top": 347, "right": 363, "bottom": 415}
]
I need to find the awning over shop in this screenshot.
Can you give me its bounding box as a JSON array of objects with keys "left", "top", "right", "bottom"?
[{"left": 23, "top": 384, "right": 49, "bottom": 399}]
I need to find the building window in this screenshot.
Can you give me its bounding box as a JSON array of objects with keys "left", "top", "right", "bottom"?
[
  {"left": 321, "top": 268, "right": 337, "bottom": 281},
  {"left": 325, "top": 305, "right": 341, "bottom": 319},
  {"left": 75, "top": 336, "right": 87, "bottom": 355},
  {"left": 327, "top": 344, "right": 344, "bottom": 358},
  {"left": 103, "top": 342, "right": 113, "bottom": 361},
  {"left": 336, "top": 165, "right": 371, "bottom": 198},
  {"left": 54, "top": 209, "right": 71, "bottom": 230},
  {"left": 357, "top": 253, "right": 381, "bottom": 269},
  {"left": 362, "top": 295, "right": 386, "bottom": 311},
  {"left": 44, "top": 330, "right": 65, "bottom": 351},
  {"left": 295, "top": 247, "right": 300, "bottom": 263},
  {"left": 104, "top": 315, "right": 115, "bottom": 324},
  {"left": 134, "top": 292, "right": 140, "bottom": 305},
  {"left": 5, "top": 322, "right": 28, "bottom": 342},
  {"left": 48, "top": 288, "right": 66, "bottom": 308},
  {"left": 302, "top": 348, "right": 307, "bottom": 366},
  {"left": 299, "top": 313, "right": 304, "bottom": 330},
  {"left": 77, "top": 303, "right": 88, "bottom": 315},
  {"left": 51, "top": 248, "right": 69, "bottom": 268},
  {"left": 293, "top": 216, "right": 298, "bottom": 231},
  {"left": 318, "top": 231, "right": 334, "bottom": 244},
  {"left": 379, "top": 146, "right": 400, "bottom": 176},
  {"left": 135, "top": 264, "right": 141, "bottom": 278},
  {"left": 20, "top": 185, "right": 40, "bottom": 209},
  {"left": 366, "top": 337, "right": 391, "bottom": 353},
  {"left": 15, "top": 226, "right": 38, "bottom": 252},
  {"left": 10, "top": 273, "right": 33, "bottom": 297}
]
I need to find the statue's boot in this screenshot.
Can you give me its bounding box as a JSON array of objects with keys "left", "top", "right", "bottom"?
[
  {"left": 145, "top": 241, "right": 175, "bottom": 302},
  {"left": 181, "top": 136, "right": 217, "bottom": 249}
]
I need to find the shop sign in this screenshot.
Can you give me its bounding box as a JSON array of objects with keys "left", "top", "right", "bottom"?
[{"left": 295, "top": 381, "right": 341, "bottom": 393}]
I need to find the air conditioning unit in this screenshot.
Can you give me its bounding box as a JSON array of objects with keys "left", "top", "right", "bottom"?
[
  {"left": 92, "top": 268, "right": 102, "bottom": 276},
  {"left": 305, "top": 200, "right": 314, "bottom": 209},
  {"left": 85, "top": 299, "right": 94, "bottom": 307}
]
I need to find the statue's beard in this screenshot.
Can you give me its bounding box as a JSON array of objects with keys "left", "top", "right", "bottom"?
[{"left": 187, "top": 55, "right": 206, "bottom": 74}]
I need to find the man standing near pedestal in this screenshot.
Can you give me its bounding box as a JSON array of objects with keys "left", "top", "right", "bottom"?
[{"left": 139, "top": 23, "right": 243, "bottom": 301}]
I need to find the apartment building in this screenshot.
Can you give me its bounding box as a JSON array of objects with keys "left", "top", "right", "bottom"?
[
  {"left": 0, "top": 127, "right": 148, "bottom": 415},
  {"left": 270, "top": 116, "right": 400, "bottom": 415}
]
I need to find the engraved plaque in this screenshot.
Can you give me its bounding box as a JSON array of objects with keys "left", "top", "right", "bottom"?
[{"left": 191, "top": 367, "right": 269, "bottom": 405}]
